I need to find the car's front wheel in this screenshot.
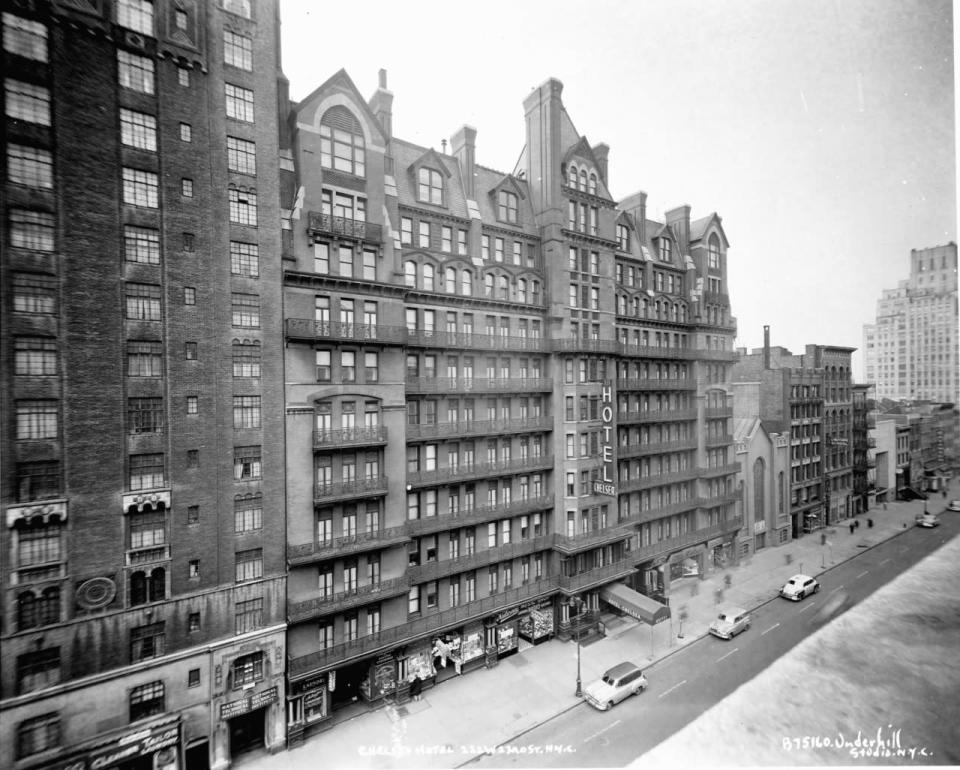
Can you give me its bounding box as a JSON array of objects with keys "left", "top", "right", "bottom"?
[{"left": 814, "top": 584, "right": 820, "bottom": 594}]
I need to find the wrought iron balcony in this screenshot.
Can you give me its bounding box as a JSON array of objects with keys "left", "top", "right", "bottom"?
[
  {"left": 287, "top": 524, "right": 410, "bottom": 566},
  {"left": 615, "top": 378, "right": 696, "bottom": 391},
  {"left": 616, "top": 343, "right": 697, "bottom": 360},
  {"left": 313, "top": 425, "right": 387, "bottom": 449},
  {"left": 552, "top": 338, "right": 621, "bottom": 354},
  {"left": 628, "top": 517, "right": 743, "bottom": 563},
  {"left": 557, "top": 558, "right": 636, "bottom": 593},
  {"left": 307, "top": 211, "right": 382, "bottom": 243},
  {"left": 406, "top": 535, "right": 552, "bottom": 583},
  {"left": 618, "top": 468, "right": 700, "bottom": 494},
  {"left": 616, "top": 437, "right": 700, "bottom": 459},
  {"left": 616, "top": 408, "right": 699, "bottom": 424},
  {"left": 405, "top": 496, "right": 554, "bottom": 536},
  {"left": 406, "top": 455, "right": 553, "bottom": 487},
  {"left": 552, "top": 527, "right": 633, "bottom": 554},
  {"left": 314, "top": 476, "right": 389, "bottom": 502},
  {"left": 285, "top": 318, "right": 407, "bottom": 344},
  {"left": 704, "top": 406, "right": 734, "bottom": 419},
  {"left": 698, "top": 463, "right": 741, "bottom": 479},
  {"left": 288, "top": 575, "right": 409, "bottom": 623},
  {"left": 705, "top": 432, "right": 734, "bottom": 446},
  {"left": 406, "top": 329, "right": 547, "bottom": 352},
  {"left": 405, "top": 376, "right": 552, "bottom": 394},
  {"left": 287, "top": 579, "right": 557, "bottom": 677},
  {"left": 406, "top": 416, "right": 551, "bottom": 440}
]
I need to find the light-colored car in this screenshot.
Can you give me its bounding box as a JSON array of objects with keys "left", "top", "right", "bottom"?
[
  {"left": 946, "top": 500, "right": 960, "bottom": 512},
  {"left": 780, "top": 574, "right": 820, "bottom": 601},
  {"left": 915, "top": 512, "right": 941, "bottom": 528},
  {"left": 709, "top": 607, "right": 751, "bottom": 640},
  {"left": 583, "top": 661, "right": 648, "bottom": 710}
]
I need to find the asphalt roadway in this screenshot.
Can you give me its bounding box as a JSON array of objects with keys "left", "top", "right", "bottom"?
[{"left": 468, "top": 511, "right": 960, "bottom": 768}]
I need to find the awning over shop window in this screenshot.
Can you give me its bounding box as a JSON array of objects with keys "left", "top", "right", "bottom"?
[{"left": 600, "top": 583, "right": 670, "bottom": 625}]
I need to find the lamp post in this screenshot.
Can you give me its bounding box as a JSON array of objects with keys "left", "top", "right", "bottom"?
[{"left": 572, "top": 596, "right": 584, "bottom": 697}]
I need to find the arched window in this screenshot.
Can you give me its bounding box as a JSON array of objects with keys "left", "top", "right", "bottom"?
[
  {"left": 445, "top": 266, "right": 457, "bottom": 292},
  {"left": 753, "top": 458, "right": 766, "bottom": 522},
  {"left": 319, "top": 106, "right": 365, "bottom": 177},
  {"left": 518, "top": 279, "right": 528, "bottom": 303},
  {"left": 678, "top": 304, "right": 687, "bottom": 322},
  {"left": 568, "top": 165, "right": 578, "bottom": 188},
  {"left": 404, "top": 261, "right": 417, "bottom": 288},
  {"left": 39, "top": 586, "right": 60, "bottom": 626},
  {"left": 130, "top": 571, "right": 147, "bottom": 606},
  {"left": 497, "top": 275, "right": 509, "bottom": 300},
  {"left": 17, "top": 591, "right": 37, "bottom": 631},
  {"left": 708, "top": 234, "right": 721, "bottom": 269},
  {"left": 588, "top": 173, "right": 597, "bottom": 195},
  {"left": 484, "top": 274, "right": 494, "bottom": 297},
  {"left": 631, "top": 296, "right": 640, "bottom": 316},
  {"left": 617, "top": 295, "right": 626, "bottom": 314},
  {"left": 423, "top": 263, "right": 435, "bottom": 291},
  {"left": 778, "top": 471, "right": 784, "bottom": 513},
  {"left": 531, "top": 280, "right": 540, "bottom": 303},
  {"left": 579, "top": 169, "right": 588, "bottom": 191},
  {"left": 461, "top": 270, "right": 473, "bottom": 296},
  {"left": 149, "top": 567, "right": 165, "bottom": 602}
]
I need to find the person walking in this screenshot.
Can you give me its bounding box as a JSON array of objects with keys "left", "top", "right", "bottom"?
[
  {"left": 849, "top": 522, "right": 855, "bottom": 535},
  {"left": 410, "top": 673, "right": 423, "bottom": 702}
]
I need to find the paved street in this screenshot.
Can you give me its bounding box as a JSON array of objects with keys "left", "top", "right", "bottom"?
[{"left": 237, "top": 485, "right": 958, "bottom": 770}]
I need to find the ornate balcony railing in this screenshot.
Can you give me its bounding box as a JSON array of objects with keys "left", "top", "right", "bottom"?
[
  {"left": 288, "top": 575, "right": 409, "bottom": 623},
  {"left": 557, "top": 558, "right": 636, "bottom": 592},
  {"left": 552, "top": 527, "right": 632, "bottom": 554},
  {"left": 405, "top": 496, "right": 554, "bottom": 536},
  {"left": 307, "top": 211, "right": 382, "bottom": 243},
  {"left": 616, "top": 343, "right": 697, "bottom": 360},
  {"left": 629, "top": 517, "right": 743, "bottom": 563},
  {"left": 405, "top": 376, "right": 552, "bottom": 394},
  {"left": 617, "top": 438, "right": 700, "bottom": 459},
  {"left": 618, "top": 468, "right": 700, "bottom": 494},
  {"left": 705, "top": 432, "right": 734, "bottom": 446},
  {"left": 406, "top": 329, "right": 547, "bottom": 352},
  {"left": 285, "top": 319, "right": 407, "bottom": 344},
  {"left": 287, "top": 524, "right": 410, "bottom": 566},
  {"left": 287, "top": 579, "right": 558, "bottom": 676},
  {"left": 699, "top": 463, "right": 741, "bottom": 479},
  {"left": 406, "top": 535, "right": 552, "bottom": 583},
  {"left": 406, "top": 455, "right": 553, "bottom": 487},
  {"left": 406, "top": 416, "right": 552, "bottom": 440},
  {"left": 616, "top": 408, "right": 699, "bottom": 424},
  {"left": 705, "top": 406, "right": 734, "bottom": 419},
  {"left": 615, "top": 378, "right": 696, "bottom": 391},
  {"left": 314, "top": 476, "right": 389, "bottom": 502},
  {"left": 313, "top": 425, "right": 387, "bottom": 449}
]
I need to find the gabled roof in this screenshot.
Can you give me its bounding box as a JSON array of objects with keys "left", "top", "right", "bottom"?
[
  {"left": 391, "top": 139, "right": 468, "bottom": 218},
  {"left": 293, "top": 68, "right": 387, "bottom": 145},
  {"left": 474, "top": 165, "right": 538, "bottom": 235},
  {"left": 690, "top": 213, "right": 729, "bottom": 249},
  {"left": 407, "top": 147, "right": 453, "bottom": 179},
  {"left": 562, "top": 136, "right": 602, "bottom": 171}
]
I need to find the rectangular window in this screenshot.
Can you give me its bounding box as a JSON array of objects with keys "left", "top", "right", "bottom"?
[
  {"left": 3, "top": 13, "right": 48, "bottom": 62},
  {"left": 127, "top": 341, "right": 163, "bottom": 377},
  {"left": 13, "top": 274, "right": 56, "bottom": 314},
  {"left": 130, "top": 622, "right": 165, "bottom": 663},
  {"left": 231, "top": 293, "right": 260, "bottom": 327},
  {"left": 235, "top": 548, "right": 263, "bottom": 582},
  {"left": 223, "top": 29, "right": 253, "bottom": 70},
  {"left": 129, "top": 681, "right": 164, "bottom": 722},
  {"left": 5, "top": 78, "right": 51, "bottom": 125},
  {"left": 117, "top": 50, "right": 154, "bottom": 94},
  {"left": 441, "top": 226, "right": 452, "bottom": 252},
  {"left": 16, "top": 400, "right": 57, "bottom": 440},
  {"left": 225, "top": 83, "right": 254, "bottom": 122},
  {"left": 232, "top": 341, "right": 261, "bottom": 377},
  {"left": 9, "top": 209, "right": 55, "bottom": 251},
  {"left": 129, "top": 453, "right": 164, "bottom": 490},
  {"left": 227, "top": 136, "right": 256, "bottom": 174},
  {"left": 418, "top": 221, "right": 430, "bottom": 248},
  {"left": 16, "top": 713, "right": 59, "bottom": 759},
  {"left": 120, "top": 108, "right": 157, "bottom": 151},
  {"left": 180, "top": 122, "right": 192, "bottom": 141},
  {"left": 122, "top": 167, "right": 159, "bottom": 208},
  {"left": 14, "top": 338, "right": 57, "bottom": 376},
  {"left": 7, "top": 144, "right": 53, "bottom": 188},
  {"left": 230, "top": 241, "right": 259, "bottom": 277},
  {"left": 228, "top": 188, "right": 257, "bottom": 225},
  {"left": 233, "top": 445, "right": 262, "bottom": 480},
  {"left": 235, "top": 597, "right": 263, "bottom": 634},
  {"left": 178, "top": 66, "right": 190, "bottom": 86},
  {"left": 117, "top": 0, "right": 153, "bottom": 34},
  {"left": 128, "top": 397, "right": 164, "bottom": 434},
  {"left": 232, "top": 396, "right": 261, "bottom": 430},
  {"left": 232, "top": 652, "right": 264, "bottom": 687},
  {"left": 124, "top": 226, "right": 160, "bottom": 264},
  {"left": 125, "top": 283, "right": 162, "bottom": 321},
  {"left": 234, "top": 497, "right": 263, "bottom": 532},
  {"left": 16, "top": 648, "right": 60, "bottom": 695}
]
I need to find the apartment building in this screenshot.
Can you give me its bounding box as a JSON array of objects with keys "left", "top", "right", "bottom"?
[
  {"left": 1, "top": 2, "right": 286, "bottom": 768},
  {"left": 863, "top": 243, "right": 959, "bottom": 403},
  {"left": 279, "top": 70, "right": 741, "bottom": 741}
]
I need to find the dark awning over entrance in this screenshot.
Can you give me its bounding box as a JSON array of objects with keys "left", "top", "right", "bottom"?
[{"left": 600, "top": 583, "right": 671, "bottom": 625}]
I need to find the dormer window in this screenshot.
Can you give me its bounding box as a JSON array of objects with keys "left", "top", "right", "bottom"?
[
  {"left": 319, "top": 106, "right": 365, "bottom": 177},
  {"left": 579, "top": 169, "right": 587, "bottom": 191},
  {"left": 567, "top": 165, "right": 578, "bottom": 188},
  {"left": 588, "top": 174, "right": 597, "bottom": 195},
  {"left": 708, "top": 234, "right": 721, "bottom": 270},
  {"left": 659, "top": 238, "right": 672, "bottom": 262},
  {"left": 617, "top": 224, "right": 630, "bottom": 251},
  {"left": 498, "top": 190, "right": 518, "bottom": 223},
  {"left": 418, "top": 168, "right": 443, "bottom": 205}
]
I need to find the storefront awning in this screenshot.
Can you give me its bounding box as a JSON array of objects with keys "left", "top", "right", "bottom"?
[{"left": 600, "top": 583, "right": 670, "bottom": 625}]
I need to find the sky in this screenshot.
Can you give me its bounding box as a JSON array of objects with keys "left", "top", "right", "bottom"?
[{"left": 278, "top": 0, "right": 957, "bottom": 379}]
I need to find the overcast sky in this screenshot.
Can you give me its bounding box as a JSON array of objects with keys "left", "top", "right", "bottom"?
[{"left": 279, "top": 0, "right": 957, "bottom": 378}]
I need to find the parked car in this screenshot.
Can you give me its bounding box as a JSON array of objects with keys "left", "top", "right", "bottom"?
[
  {"left": 780, "top": 574, "right": 820, "bottom": 601},
  {"left": 709, "top": 607, "right": 751, "bottom": 640},
  {"left": 946, "top": 500, "right": 960, "bottom": 512},
  {"left": 915, "top": 512, "right": 941, "bottom": 528},
  {"left": 583, "top": 661, "right": 648, "bottom": 710}
]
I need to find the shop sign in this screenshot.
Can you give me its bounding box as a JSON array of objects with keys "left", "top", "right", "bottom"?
[
  {"left": 292, "top": 673, "right": 326, "bottom": 695},
  {"left": 753, "top": 520, "right": 767, "bottom": 534},
  {"left": 303, "top": 689, "right": 325, "bottom": 709},
  {"left": 220, "top": 687, "right": 278, "bottom": 720},
  {"left": 592, "top": 384, "right": 617, "bottom": 496},
  {"left": 519, "top": 597, "right": 553, "bottom": 611},
  {"left": 88, "top": 724, "right": 180, "bottom": 769},
  {"left": 494, "top": 607, "right": 518, "bottom": 624},
  {"left": 707, "top": 538, "right": 723, "bottom": 549}
]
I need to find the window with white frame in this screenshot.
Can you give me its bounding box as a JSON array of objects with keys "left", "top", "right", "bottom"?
[
  {"left": 231, "top": 293, "right": 260, "bottom": 327},
  {"left": 124, "top": 226, "right": 160, "bottom": 264},
  {"left": 230, "top": 241, "right": 259, "bottom": 277},
  {"left": 122, "top": 168, "right": 158, "bottom": 208},
  {"left": 3, "top": 13, "right": 48, "bottom": 61},
  {"left": 223, "top": 29, "right": 253, "bottom": 70},
  {"left": 418, "top": 167, "right": 443, "bottom": 205},
  {"left": 235, "top": 548, "right": 263, "bottom": 582},
  {"left": 117, "top": 50, "right": 154, "bottom": 94},
  {"left": 227, "top": 136, "right": 256, "bottom": 174},
  {"left": 9, "top": 209, "right": 55, "bottom": 251},
  {"left": 228, "top": 188, "right": 257, "bottom": 225},
  {"left": 117, "top": 0, "right": 153, "bottom": 34},
  {"left": 233, "top": 445, "right": 261, "bottom": 480},
  {"left": 120, "top": 108, "right": 157, "bottom": 151},
  {"left": 225, "top": 83, "right": 254, "bottom": 122},
  {"left": 125, "top": 283, "right": 161, "bottom": 320},
  {"left": 498, "top": 190, "right": 518, "bottom": 223},
  {"left": 7, "top": 144, "right": 52, "bottom": 188},
  {"left": 320, "top": 106, "right": 365, "bottom": 176}
]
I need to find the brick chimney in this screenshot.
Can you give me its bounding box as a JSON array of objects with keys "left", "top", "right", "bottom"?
[
  {"left": 522, "top": 78, "right": 565, "bottom": 217},
  {"left": 763, "top": 325, "right": 771, "bottom": 370},
  {"left": 619, "top": 191, "right": 647, "bottom": 244},
  {"left": 666, "top": 205, "right": 691, "bottom": 254},
  {"left": 451, "top": 125, "right": 477, "bottom": 199},
  {"left": 592, "top": 143, "right": 609, "bottom": 189},
  {"left": 368, "top": 68, "right": 393, "bottom": 140}
]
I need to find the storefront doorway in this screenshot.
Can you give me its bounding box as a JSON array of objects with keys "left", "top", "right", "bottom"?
[
  {"left": 330, "top": 658, "right": 369, "bottom": 709},
  {"left": 229, "top": 707, "right": 266, "bottom": 757}
]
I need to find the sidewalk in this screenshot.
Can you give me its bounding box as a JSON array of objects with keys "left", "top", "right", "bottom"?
[{"left": 244, "top": 486, "right": 952, "bottom": 770}]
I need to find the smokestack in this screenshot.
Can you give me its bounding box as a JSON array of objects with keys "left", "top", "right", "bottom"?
[
  {"left": 369, "top": 68, "right": 393, "bottom": 140},
  {"left": 451, "top": 125, "right": 477, "bottom": 199},
  {"left": 763, "top": 325, "right": 770, "bottom": 370}
]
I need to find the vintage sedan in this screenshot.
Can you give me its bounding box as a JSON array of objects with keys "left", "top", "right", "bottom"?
[{"left": 583, "top": 662, "right": 648, "bottom": 710}]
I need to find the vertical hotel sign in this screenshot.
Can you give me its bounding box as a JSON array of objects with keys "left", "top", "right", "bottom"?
[{"left": 592, "top": 382, "right": 617, "bottom": 496}]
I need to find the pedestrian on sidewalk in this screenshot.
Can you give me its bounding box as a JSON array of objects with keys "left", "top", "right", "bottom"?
[
  {"left": 854, "top": 519, "right": 860, "bottom": 529},
  {"left": 849, "top": 522, "right": 855, "bottom": 535},
  {"left": 409, "top": 674, "right": 423, "bottom": 702}
]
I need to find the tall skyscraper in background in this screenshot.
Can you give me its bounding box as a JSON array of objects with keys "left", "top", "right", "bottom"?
[
  {"left": 1, "top": 2, "right": 287, "bottom": 767},
  {"left": 863, "top": 243, "right": 959, "bottom": 404}
]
